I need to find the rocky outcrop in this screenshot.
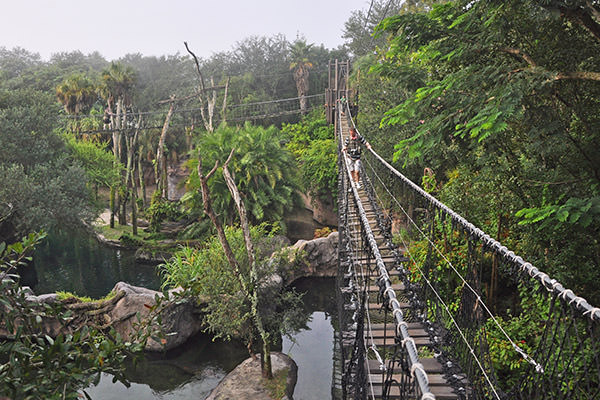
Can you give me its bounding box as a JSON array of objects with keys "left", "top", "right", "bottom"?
[
  {"left": 6, "top": 282, "right": 204, "bottom": 352},
  {"left": 284, "top": 231, "right": 338, "bottom": 284},
  {"left": 108, "top": 282, "right": 204, "bottom": 351},
  {"left": 206, "top": 352, "right": 297, "bottom": 400}
]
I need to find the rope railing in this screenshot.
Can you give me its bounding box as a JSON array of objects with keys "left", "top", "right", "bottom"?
[
  {"left": 336, "top": 102, "right": 435, "bottom": 399},
  {"left": 346, "top": 108, "right": 600, "bottom": 399}
]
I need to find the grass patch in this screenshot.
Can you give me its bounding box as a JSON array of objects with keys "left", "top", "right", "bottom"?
[
  {"left": 262, "top": 367, "right": 289, "bottom": 400},
  {"left": 56, "top": 290, "right": 117, "bottom": 303}
]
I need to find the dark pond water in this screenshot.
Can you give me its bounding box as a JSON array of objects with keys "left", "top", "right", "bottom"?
[
  {"left": 26, "top": 230, "right": 337, "bottom": 400},
  {"left": 25, "top": 228, "right": 161, "bottom": 297}
]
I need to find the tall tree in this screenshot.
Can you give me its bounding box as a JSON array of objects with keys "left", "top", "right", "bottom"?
[
  {"left": 289, "top": 40, "right": 314, "bottom": 114},
  {"left": 99, "top": 62, "right": 136, "bottom": 226},
  {"left": 370, "top": 0, "right": 600, "bottom": 302}
]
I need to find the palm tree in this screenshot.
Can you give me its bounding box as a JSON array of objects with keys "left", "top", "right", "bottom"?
[
  {"left": 98, "top": 62, "right": 135, "bottom": 114},
  {"left": 56, "top": 73, "right": 97, "bottom": 132},
  {"left": 289, "top": 40, "right": 314, "bottom": 114},
  {"left": 98, "top": 62, "right": 136, "bottom": 226},
  {"left": 184, "top": 122, "right": 300, "bottom": 225}
]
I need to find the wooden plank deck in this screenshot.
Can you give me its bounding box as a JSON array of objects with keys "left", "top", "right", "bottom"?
[{"left": 340, "top": 120, "right": 463, "bottom": 399}]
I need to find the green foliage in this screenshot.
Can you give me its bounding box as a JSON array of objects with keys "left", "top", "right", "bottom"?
[
  {"left": 282, "top": 110, "right": 337, "bottom": 199},
  {"left": 146, "top": 192, "right": 183, "bottom": 233},
  {"left": 516, "top": 196, "right": 600, "bottom": 228},
  {"left": 160, "top": 225, "right": 308, "bottom": 347},
  {"left": 0, "top": 88, "right": 93, "bottom": 241},
  {"left": 64, "top": 133, "right": 122, "bottom": 189},
  {"left": 185, "top": 122, "right": 300, "bottom": 225},
  {"left": 0, "top": 233, "right": 162, "bottom": 399},
  {"left": 362, "top": 0, "right": 600, "bottom": 303}
]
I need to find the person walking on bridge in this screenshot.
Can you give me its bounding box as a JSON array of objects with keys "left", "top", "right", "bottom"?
[{"left": 343, "top": 127, "right": 371, "bottom": 189}]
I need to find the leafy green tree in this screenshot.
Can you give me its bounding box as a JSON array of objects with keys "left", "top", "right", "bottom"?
[
  {"left": 64, "top": 134, "right": 122, "bottom": 202},
  {"left": 282, "top": 110, "right": 337, "bottom": 200},
  {"left": 184, "top": 122, "right": 300, "bottom": 226},
  {"left": 370, "top": 0, "right": 600, "bottom": 301},
  {"left": 0, "top": 88, "right": 92, "bottom": 242}
]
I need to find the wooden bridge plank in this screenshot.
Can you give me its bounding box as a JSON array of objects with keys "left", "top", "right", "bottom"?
[
  {"left": 367, "top": 327, "right": 429, "bottom": 338},
  {"left": 365, "top": 336, "right": 432, "bottom": 347},
  {"left": 370, "top": 385, "right": 459, "bottom": 399},
  {"left": 368, "top": 282, "right": 405, "bottom": 292},
  {"left": 368, "top": 373, "right": 449, "bottom": 386},
  {"left": 366, "top": 358, "right": 443, "bottom": 374}
]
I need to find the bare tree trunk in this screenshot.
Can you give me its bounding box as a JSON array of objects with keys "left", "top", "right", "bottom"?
[
  {"left": 223, "top": 160, "right": 272, "bottom": 379},
  {"left": 185, "top": 42, "right": 227, "bottom": 133},
  {"left": 109, "top": 186, "right": 115, "bottom": 229},
  {"left": 127, "top": 116, "right": 141, "bottom": 235},
  {"left": 294, "top": 66, "right": 310, "bottom": 114},
  {"left": 197, "top": 151, "right": 247, "bottom": 292},
  {"left": 116, "top": 99, "right": 127, "bottom": 225},
  {"left": 138, "top": 144, "right": 147, "bottom": 209},
  {"left": 156, "top": 97, "right": 175, "bottom": 199},
  {"left": 221, "top": 77, "right": 230, "bottom": 123}
]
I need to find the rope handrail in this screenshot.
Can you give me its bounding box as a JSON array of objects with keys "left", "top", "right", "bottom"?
[
  {"left": 337, "top": 104, "right": 435, "bottom": 399},
  {"left": 60, "top": 93, "right": 325, "bottom": 119},
  {"left": 347, "top": 113, "right": 600, "bottom": 323}
]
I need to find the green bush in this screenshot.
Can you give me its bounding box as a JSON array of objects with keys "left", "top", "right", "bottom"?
[{"left": 146, "top": 192, "right": 183, "bottom": 232}]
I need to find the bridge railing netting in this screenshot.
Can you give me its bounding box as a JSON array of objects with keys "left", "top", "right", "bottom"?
[
  {"left": 336, "top": 106, "right": 435, "bottom": 400},
  {"left": 338, "top": 100, "right": 600, "bottom": 399}
]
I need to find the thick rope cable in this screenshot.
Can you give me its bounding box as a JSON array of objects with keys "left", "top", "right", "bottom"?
[
  {"left": 395, "top": 225, "right": 503, "bottom": 399},
  {"left": 363, "top": 153, "right": 544, "bottom": 372},
  {"left": 346, "top": 113, "right": 600, "bottom": 321},
  {"left": 339, "top": 106, "right": 435, "bottom": 399}
]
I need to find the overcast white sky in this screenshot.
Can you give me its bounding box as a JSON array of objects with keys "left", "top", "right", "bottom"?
[{"left": 2, "top": 0, "right": 370, "bottom": 61}]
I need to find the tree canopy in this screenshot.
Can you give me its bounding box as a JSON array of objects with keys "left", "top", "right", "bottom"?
[{"left": 351, "top": 0, "right": 600, "bottom": 303}]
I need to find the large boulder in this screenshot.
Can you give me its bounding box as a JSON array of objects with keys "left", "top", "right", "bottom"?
[
  {"left": 284, "top": 231, "right": 338, "bottom": 284},
  {"left": 3, "top": 282, "right": 204, "bottom": 352},
  {"left": 108, "top": 282, "right": 204, "bottom": 351},
  {"left": 206, "top": 352, "right": 297, "bottom": 400}
]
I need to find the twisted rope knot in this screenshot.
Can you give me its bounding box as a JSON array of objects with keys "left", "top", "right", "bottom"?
[{"left": 583, "top": 307, "right": 600, "bottom": 321}]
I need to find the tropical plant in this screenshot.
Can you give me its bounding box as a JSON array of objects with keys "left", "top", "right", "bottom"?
[
  {"left": 289, "top": 40, "right": 314, "bottom": 114},
  {"left": 160, "top": 225, "right": 308, "bottom": 365},
  {"left": 184, "top": 122, "right": 300, "bottom": 226},
  {"left": 55, "top": 72, "right": 98, "bottom": 120}
]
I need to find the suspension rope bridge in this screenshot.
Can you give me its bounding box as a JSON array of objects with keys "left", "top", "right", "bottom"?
[
  {"left": 331, "top": 60, "right": 600, "bottom": 400},
  {"left": 62, "top": 93, "right": 325, "bottom": 135}
]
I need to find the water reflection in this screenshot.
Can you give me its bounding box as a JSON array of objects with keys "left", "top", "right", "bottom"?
[
  {"left": 27, "top": 228, "right": 161, "bottom": 298},
  {"left": 284, "top": 278, "right": 337, "bottom": 400},
  {"left": 84, "top": 334, "right": 248, "bottom": 400}
]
